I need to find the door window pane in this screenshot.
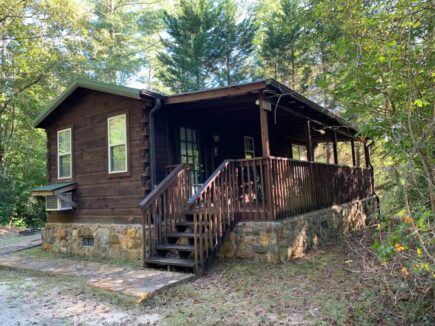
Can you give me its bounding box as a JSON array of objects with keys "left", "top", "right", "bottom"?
[
  {"left": 179, "top": 127, "right": 202, "bottom": 190},
  {"left": 244, "top": 136, "right": 255, "bottom": 159}
]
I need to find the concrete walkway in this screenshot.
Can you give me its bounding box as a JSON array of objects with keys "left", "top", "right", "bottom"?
[{"left": 0, "top": 255, "right": 194, "bottom": 303}]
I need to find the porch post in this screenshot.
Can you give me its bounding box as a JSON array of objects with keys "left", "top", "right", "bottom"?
[
  {"left": 333, "top": 131, "right": 338, "bottom": 164},
  {"left": 305, "top": 120, "right": 314, "bottom": 161},
  {"left": 258, "top": 92, "right": 274, "bottom": 220},
  {"left": 259, "top": 92, "right": 270, "bottom": 157},
  {"left": 351, "top": 139, "right": 356, "bottom": 167},
  {"left": 364, "top": 141, "right": 371, "bottom": 168}
]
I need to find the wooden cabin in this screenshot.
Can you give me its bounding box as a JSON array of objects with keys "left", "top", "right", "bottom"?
[{"left": 32, "top": 79, "right": 375, "bottom": 274}]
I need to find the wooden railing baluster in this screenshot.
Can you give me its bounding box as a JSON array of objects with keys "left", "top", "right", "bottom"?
[
  {"left": 142, "top": 157, "right": 373, "bottom": 273},
  {"left": 139, "top": 163, "right": 192, "bottom": 261}
]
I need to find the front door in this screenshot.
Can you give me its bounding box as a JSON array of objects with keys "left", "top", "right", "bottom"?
[{"left": 179, "top": 127, "right": 203, "bottom": 191}]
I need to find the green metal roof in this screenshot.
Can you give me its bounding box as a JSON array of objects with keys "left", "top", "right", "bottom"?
[
  {"left": 33, "top": 79, "right": 153, "bottom": 128},
  {"left": 31, "top": 182, "right": 76, "bottom": 192}
]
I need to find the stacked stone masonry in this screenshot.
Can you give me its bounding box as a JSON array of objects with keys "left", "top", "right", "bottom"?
[
  {"left": 42, "top": 197, "right": 377, "bottom": 263},
  {"left": 220, "top": 196, "right": 378, "bottom": 263},
  {"left": 42, "top": 223, "right": 144, "bottom": 260}
]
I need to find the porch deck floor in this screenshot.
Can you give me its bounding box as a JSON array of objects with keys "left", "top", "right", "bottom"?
[{"left": 0, "top": 255, "right": 194, "bottom": 303}]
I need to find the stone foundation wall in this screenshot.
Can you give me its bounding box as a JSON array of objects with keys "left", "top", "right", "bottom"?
[
  {"left": 42, "top": 223, "right": 144, "bottom": 260},
  {"left": 220, "top": 196, "right": 378, "bottom": 263}
]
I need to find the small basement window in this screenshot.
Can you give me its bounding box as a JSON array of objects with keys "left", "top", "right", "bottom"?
[{"left": 82, "top": 237, "right": 94, "bottom": 247}]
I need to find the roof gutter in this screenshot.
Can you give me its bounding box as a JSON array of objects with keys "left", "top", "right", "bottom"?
[{"left": 140, "top": 90, "right": 164, "bottom": 188}]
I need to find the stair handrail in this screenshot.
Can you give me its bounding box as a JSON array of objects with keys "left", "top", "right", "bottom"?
[
  {"left": 187, "top": 159, "right": 231, "bottom": 207},
  {"left": 139, "top": 163, "right": 191, "bottom": 209},
  {"left": 188, "top": 159, "right": 238, "bottom": 274},
  {"left": 140, "top": 163, "right": 192, "bottom": 261}
]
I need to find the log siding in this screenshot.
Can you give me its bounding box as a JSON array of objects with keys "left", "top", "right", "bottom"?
[{"left": 46, "top": 89, "right": 153, "bottom": 224}]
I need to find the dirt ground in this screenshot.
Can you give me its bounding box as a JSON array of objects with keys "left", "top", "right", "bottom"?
[
  {"left": 0, "top": 227, "right": 42, "bottom": 256},
  {"left": 0, "top": 245, "right": 397, "bottom": 326}
]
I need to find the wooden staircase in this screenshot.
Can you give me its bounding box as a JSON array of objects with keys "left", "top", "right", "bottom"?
[
  {"left": 144, "top": 213, "right": 196, "bottom": 270},
  {"left": 140, "top": 161, "right": 239, "bottom": 274},
  {"left": 145, "top": 210, "right": 237, "bottom": 273}
]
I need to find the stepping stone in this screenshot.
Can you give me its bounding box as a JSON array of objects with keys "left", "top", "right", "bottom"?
[{"left": 0, "top": 255, "right": 194, "bottom": 303}]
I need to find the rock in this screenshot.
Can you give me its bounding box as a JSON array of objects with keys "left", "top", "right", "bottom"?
[
  {"left": 219, "top": 232, "right": 236, "bottom": 257},
  {"left": 220, "top": 197, "right": 377, "bottom": 263},
  {"left": 41, "top": 223, "right": 144, "bottom": 262},
  {"left": 95, "top": 228, "right": 110, "bottom": 247},
  {"left": 42, "top": 243, "right": 52, "bottom": 251},
  {"left": 126, "top": 228, "right": 137, "bottom": 239},
  {"left": 109, "top": 233, "right": 119, "bottom": 244},
  {"left": 259, "top": 233, "right": 270, "bottom": 247}
]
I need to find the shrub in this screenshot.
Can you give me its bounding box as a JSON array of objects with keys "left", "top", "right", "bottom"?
[{"left": 369, "top": 209, "right": 434, "bottom": 323}]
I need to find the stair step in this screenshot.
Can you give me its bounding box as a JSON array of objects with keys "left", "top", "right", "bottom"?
[
  {"left": 145, "top": 257, "right": 195, "bottom": 268},
  {"left": 155, "top": 244, "right": 194, "bottom": 251},
  {"left": 166, "top": 232, "right": 195, "bottom": 238}
]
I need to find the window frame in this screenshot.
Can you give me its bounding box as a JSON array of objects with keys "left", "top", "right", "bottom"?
[
  {"left": 244, "top": 136, "right": 255, "bottom": 159},
  {"left": 57, "top": 128, "right": 72, "bottom": 180},
  {"left": 107, "top": 114, "right": 128, "bottom": 174}
]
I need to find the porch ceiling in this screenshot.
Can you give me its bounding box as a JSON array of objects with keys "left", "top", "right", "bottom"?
[
  {"left": 166, "top": 92, "right": 354, "bottom": 144},
  {"left": 164, "top": 79, "right": 361, "bottom": 141}
]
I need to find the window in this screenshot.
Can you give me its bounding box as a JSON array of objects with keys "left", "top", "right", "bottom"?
[
  {"left": 244, "top": 136, "right": 255, "bottom": 159},
  {"left": 108, "top": 114, "right": 128, "bottom": 173},
  {"left": 82, "top": 237, "right": 94, "bottom": 247},
  {"left": 292, "top": 144, "right": 307, "bottom": 161},
  {"left": 179, "top": 127, "right": 201, "bottom": 189},
  {"left": 45, "top": 193, "right": 73, "bottom": 211},
  {"left": 57, "top": 128, "right": 72, "bottom": 179}
]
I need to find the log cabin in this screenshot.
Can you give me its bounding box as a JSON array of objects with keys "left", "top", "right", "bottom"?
[{"left": 32, "top": 78, "right": 376, "bottom": 274}]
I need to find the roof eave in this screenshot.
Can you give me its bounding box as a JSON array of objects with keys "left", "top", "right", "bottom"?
[
  {"left": 165, "top": 80, "right": 269, "bottom": 105},
  {"left": 264, "top": 79, "right": 359, "bottom": 135}
]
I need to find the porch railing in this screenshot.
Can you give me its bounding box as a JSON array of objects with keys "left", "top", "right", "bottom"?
[
  {"left": 139, "top": 163, "right": 192, "bottom": 259},
  {"left": 270, "top": 158, "right": 373, "bottom": 220},
  {"left": 188, "top": 157, "right": 372, "bottom": 222}
]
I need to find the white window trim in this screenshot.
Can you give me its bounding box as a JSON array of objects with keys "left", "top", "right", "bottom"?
[
  {"left": 107, "top": 114, "right": 128, "bottom": 174},
  {"left": 57, "top": 128, "right": 72, "bottom": 179}
]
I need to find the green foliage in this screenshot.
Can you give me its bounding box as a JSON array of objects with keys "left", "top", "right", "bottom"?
[
  {"left": 0, "top": 0, "right": 164, "bottom": 226},
  {"left": 85, "top": 0, "right": 162, "bottom": 84},
  {"left": 157, "top": 0, "right": 256, "bottom": 92},
  {"left": 370, "top": 209, "right": 434, "bottom": 322},
  {"left": 257, "top": 0, "right": 304, "bottom": 89},
  {"left": 157, "top": 0, "right": 224, "bottom": 92},
  {"left": 214, "top": 0, "right": 256, "bottom": 86}
]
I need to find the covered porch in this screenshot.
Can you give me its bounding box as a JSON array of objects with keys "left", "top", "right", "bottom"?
[
  {"left": 151, "top": 80, "right": 374, "bottom": 221},
  {"left": 142, "top": 79, "right": 375, "bottom": 273}
]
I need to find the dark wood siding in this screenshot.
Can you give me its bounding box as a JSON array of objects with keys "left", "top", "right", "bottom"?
[
  {"left": 45, "top": 89, "right": 152, "bottom": 224},
  {"left": 154, "top": 110, "right": 171, "bottom": 184},
  {"left": 161, "top": 102, "right": 263, "bottom": 179}
]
